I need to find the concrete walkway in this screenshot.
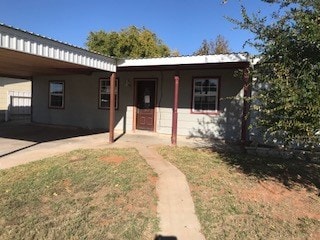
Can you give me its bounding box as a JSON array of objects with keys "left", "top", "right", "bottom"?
[
  {"left": 0, "top": 133, "right": 109, "bottom": 169},
  {"left": 135, "top": 144, "right": 206, "bottom": 240},
  {"left": 109, "top": 133, "right": 206, "bottom": 239},
  {"left": 0, "top": 125, "right": 206, "bottom": 239}
]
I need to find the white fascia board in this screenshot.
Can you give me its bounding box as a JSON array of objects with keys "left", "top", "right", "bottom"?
[
  {"left": 117, "top": 53, "right": 250, "bottom": 67},
  {"left": 0, "top": 23, "right": 117, "bottom": 72}
]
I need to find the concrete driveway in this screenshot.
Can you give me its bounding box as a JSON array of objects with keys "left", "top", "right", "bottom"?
[
  {"left": 0, "top": 121, "right": 202, "bottom": 169},
  {"left": 0, "top": 121, "right": 110, "bottom": 169}
]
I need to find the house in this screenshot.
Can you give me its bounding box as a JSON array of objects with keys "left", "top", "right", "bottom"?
[
  {"left": 0, "top": 77, "right": 31, "bottom": 121},
  {"left": 0, "top": 23, "right": 251, "bottom": 144}
]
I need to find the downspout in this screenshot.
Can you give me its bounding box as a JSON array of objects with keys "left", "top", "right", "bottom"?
[{"left": 171, "top": 74, "right": 180, "bottom": 145}]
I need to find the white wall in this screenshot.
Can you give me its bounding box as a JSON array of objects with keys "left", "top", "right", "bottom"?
[{"left": 0, "top": 77, "right": 31, "bottom": 121}]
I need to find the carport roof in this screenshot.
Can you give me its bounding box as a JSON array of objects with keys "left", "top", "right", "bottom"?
[{"left": 0, "top": 23, "right": 117, "bottom": 79}]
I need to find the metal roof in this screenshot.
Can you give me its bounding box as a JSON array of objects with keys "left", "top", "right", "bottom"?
[
  {"left": 0, "top": 23, "right": 251, "bottom": 78},
  {"left": 117, "top": 53, "right": 250, "bottom": 68},
  {"left": 0, "top": 23, "right": 116, "bottom": 78}
]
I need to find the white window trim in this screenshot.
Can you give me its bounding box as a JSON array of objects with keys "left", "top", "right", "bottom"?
[
  {"left": 49, "top": 81, "right": 64, "bottom": 109},
  {"left": 192, "top": 77, "right": 219, "bottom": 114},
  {"left": 99, "top": 78, "right": 119, "bottom": 109}
]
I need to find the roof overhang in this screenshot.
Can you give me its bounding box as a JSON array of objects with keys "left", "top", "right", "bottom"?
[
  {"left": 117, "top": 53, "right": 250, "bottom": 71},
  {"left": 0, "top": 23, "right": 116, "bottom": 79}
]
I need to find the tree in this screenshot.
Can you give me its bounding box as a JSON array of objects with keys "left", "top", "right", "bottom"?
[
  {"left": 86, "top": 26, "right": 172, "bottom": 58},
  {"left": 213, "top": 34, "right": 232, "bottom": 54},
  {"left": 230, "top": 0, "right": 320, "bottom": 150},
  {"left": 193, "top": 34, "right": 231, "bottom": 55}
]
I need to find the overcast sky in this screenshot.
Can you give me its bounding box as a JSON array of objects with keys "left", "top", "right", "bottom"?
[{"left": 1, "top": 0, "right": 276, "bottom": 55}]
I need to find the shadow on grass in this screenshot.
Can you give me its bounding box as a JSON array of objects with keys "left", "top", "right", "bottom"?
[{"left": 218, "top": 152, "right": 320, "bottom": 195}]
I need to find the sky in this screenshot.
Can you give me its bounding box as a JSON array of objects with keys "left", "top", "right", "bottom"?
[{"left": 1, "top": 0, "right": 276, "bottom": 55}]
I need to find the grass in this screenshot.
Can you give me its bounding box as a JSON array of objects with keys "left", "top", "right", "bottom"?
[
  {"left": 159, "top": 146, "right": 320, "bottom": 240},
  {"left": 0, "top": 148, "right": 159, "bottom": 240}
]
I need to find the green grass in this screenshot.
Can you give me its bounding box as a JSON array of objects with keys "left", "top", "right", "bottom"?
[
  {"left": 159, "top": 147, "right": 320, "bottom": 240},
  {"left": 0, "top": 148, "right": 159, "bottom": 240}
]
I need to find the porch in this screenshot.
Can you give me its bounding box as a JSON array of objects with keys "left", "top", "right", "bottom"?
[{"left": 0, "top": 23, "right": 251, "bottom": 147}]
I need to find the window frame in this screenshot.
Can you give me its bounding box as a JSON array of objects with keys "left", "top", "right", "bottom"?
[
  {"left": 48, "top": 81, "right": 65, "bottom": 109},
  {"left": 98, "top": 78, "right": 119, "bottom": 110},
  {"left": 191, "top": 77, "right": 220, "bottom": 114}
]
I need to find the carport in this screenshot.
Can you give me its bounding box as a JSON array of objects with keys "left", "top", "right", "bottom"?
[{"left": 0, "top": 23, "right": 117, "bottom": 142}]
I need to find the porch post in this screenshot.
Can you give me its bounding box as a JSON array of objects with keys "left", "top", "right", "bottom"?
[
  {"left": 171, "top": 75, "right": 179, "bottom": 145},
  {"left": 109, "top": 72, "right": 116, "bottom": 143},
  {"left": 241, "top": 67, "right": 250, "bottom": 144}
]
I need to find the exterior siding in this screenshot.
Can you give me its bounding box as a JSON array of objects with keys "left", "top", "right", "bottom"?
[
  {"left": 33, "top": 72, "right": 132, "bottom": 131},
  {"left": 118, "top": 68, "right": 244, "bottom": 141},
  {"left": 32, "top": 67, "right": 244, "bottom": 141},
  {"left": 33, "top": 72, "right": 110, "bottom": 129},
  {"left": 0, "top": 77, "right": 31, "bottom": 121}
]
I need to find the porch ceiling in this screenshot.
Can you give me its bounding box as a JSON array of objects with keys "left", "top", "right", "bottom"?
[{"left": 0, "top": 48, "right": 98, "bottom": 79}]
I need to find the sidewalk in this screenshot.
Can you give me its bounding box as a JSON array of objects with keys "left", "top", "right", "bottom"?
[
  {"left": 109, "top": 132, "right": 206, "bottom": 239},
  {"left": 134, "top": 144, "right": 205, "bottom": 240}
]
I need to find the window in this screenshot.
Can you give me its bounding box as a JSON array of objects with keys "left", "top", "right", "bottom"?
[
  {"left": 49, "top": 81, "right": 64, "bottom": 108},
  {"left": 99, "top": 78, "right": 118, "bottom": 109},
  {"left": 192, "top": 78, "right": 219, "bottom": 113}
]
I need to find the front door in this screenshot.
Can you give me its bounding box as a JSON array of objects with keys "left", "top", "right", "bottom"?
[{"left": 136, "top": 81, "right": 156, "bottom": 131}]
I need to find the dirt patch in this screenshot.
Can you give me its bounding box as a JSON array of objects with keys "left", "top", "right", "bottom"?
[
  {"left": 100, "top": 155, "right": 125, "bottom": 164},
  {"left": 148, "top": 175, "right": 158, "bottom": 186},
  {"left": 237, "top": 180, "right": 320, "bottom": 221},
  {"left": 310, "top": 230, "right": 320, "bottom": 240},
  {"left": 147, "top": 175, "right": 158, "bottom": 213}
]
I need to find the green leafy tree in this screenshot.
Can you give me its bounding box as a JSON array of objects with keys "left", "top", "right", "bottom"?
[
  {"left": 86, "top": 26, "right": 173, "bottom": 58},
  {"left": 194, "top": 34, "right": 231, "bottom": 55},
  {"left": 230, "top": 0, "right": 320, "bottom": 149}
]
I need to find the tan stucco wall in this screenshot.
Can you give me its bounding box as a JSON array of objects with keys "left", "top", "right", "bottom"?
[
  {"left": 118, "top": 68, "right": 243, "bottom": 141},
  {"left": 33, "top": 72, "right": 110, "bottom": 129},
  {"left": 32, "top": 67, "right": 244, "bottom": 141},
  {"left": 0, "top": 77, "right": 31, "bottom": 121}
]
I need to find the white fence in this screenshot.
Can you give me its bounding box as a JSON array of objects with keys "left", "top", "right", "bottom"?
[{"left": 5, "top": 91, "right": 31, "bottom": 121}]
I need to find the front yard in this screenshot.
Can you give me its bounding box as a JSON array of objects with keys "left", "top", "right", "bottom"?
[
  {"left": 159, "top": 147, "right": 320, "bottom": 240},
  {"left": 1, "top": 145, "right": 319, "bottom": 240},
  {"left": 0, "top": 148, "right": 159, "bottom": 240}
]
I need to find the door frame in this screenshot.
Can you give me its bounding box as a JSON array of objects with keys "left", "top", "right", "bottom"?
[{"left": 132, "top": 78, "right": 157, "bottom": 132}]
